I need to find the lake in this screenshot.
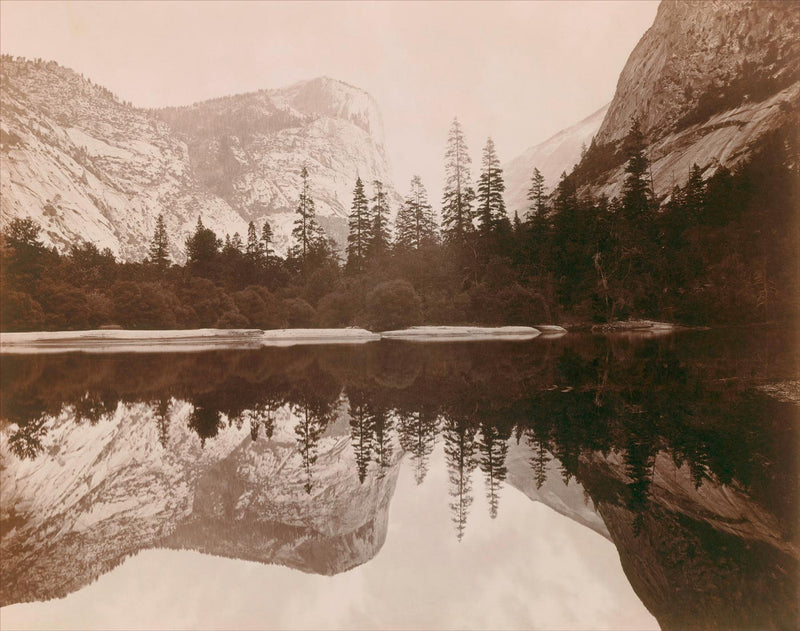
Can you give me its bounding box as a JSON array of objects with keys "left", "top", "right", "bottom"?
[{"left": 0, "top": 329, "right": 797, "bottom": 630}]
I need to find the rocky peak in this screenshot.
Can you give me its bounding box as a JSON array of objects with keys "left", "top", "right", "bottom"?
[
  {"left": 269, "top": 76, "right": 386, "bottom": 148},
  {"left": 595, "top": 0, "right": 800, "bottom": 146}
]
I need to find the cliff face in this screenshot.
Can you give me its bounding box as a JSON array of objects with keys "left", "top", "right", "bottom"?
[
  {"left": 577, "top": 449, "right": 799, "bottom": 631},
  {"left": 0, "top": 58, "right": 247, "bottom": 262},
  {"left": 156, "top": 77, "right": 398, "bottom": 253},
  {"left": 0, "top": 402, "right": 401, "bottom": 606},
  {"left": 503, "top": 103, "right": 608, "bottom": 217},
  {"left": 586, "top": 0, "right": 800, "bottom": 197},
  {"left": 0, "top": 59, "right": 396, "bottom": 259}
]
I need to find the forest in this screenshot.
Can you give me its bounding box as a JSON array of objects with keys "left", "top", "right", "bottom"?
[{"left": 1, "top": 119, "right": 797, "bottom": 332}]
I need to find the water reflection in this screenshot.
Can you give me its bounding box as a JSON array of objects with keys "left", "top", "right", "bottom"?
[{"left": 1, "top": 330, "right": 798, "bottom": 630}]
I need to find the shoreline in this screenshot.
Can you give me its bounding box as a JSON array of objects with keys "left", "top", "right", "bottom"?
[
  {"left": 0, "top": 325, "right": 568, "bottom": 354},
  {"left": 0, "top": 321, "right": 714, "bottom": 353}
]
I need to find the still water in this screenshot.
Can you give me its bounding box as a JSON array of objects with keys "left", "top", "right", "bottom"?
[{"left": 0, "top": 330, "right": 797, "bottom": 630}]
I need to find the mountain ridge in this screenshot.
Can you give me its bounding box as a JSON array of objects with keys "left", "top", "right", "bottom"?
[{"left": 0, "top": 56, "right": 396, "bottom": 260}]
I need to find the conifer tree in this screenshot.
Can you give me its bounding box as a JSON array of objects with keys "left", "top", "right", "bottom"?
[
  {"left": 368, "top": 180, "right": 391, "bottom": 258},
  {"left": 246, "top": 221, "right": 260, "bottom": 261},
  {"left": 620, "top": 118, "right": 654, "bottom": 222},
  {"left": 395, "top": 175, "right": 437, "bottom": 250},
  {"left": 478, "top": 421, "right": 509, "bottom": 519},
  {"left": 186, "top": 216, "right": 219, "bottom": 277},
  {"left": 347, "top": 176, "right": 371, "bottom": 272},
  {"left": 396, "top": 405, "right": 439, "bottom": 485},
  {"left": 443, "top": 414, "right": 478, "bottom": 541},
  {"left": 527, "top": 167, "right": 546, "bottom": 219},
  {"left": 261, "top": 220, "right": 273, "bottom": 260},
  {"left": 148, "top": 214, "right": 170, "bottom": 269},
  {"left": 683, "top": 163, "right": 705, "bottom": 222},
  {"left": 476, "top": 137, "right": 506, "bottom": 236},
  {"left": 291, "top": 166, "right": 325, "bottom": 262},
  {"left": 441, "top": 118, "right": 475, "bottom": 244}
]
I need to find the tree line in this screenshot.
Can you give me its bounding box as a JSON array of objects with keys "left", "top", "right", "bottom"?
[{"left": 2, "top": 117, "right": 797, "bottom": 332}]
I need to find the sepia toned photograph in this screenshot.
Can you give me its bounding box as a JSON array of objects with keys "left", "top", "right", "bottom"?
[{"left": 0, "top": 1, "right": 798, "bottom": 629}]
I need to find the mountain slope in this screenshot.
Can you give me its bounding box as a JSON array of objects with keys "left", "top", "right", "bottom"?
[
  {"left": 0, "top": 57, "right": 247, "bottom": 262},
  {"left": 503, "top": 103, "right": 608, "bottom": 217},
  {"left": 581, "top": 0, "right": 800, "bottom": 198},
  {"left": 156, "top": 77, "right": 398, "bottom": 253},
  {"left": 0, "top": 58, "right": 396, "bottom": 260}
]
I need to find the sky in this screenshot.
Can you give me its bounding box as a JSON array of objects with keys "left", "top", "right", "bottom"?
[{"left": 0, "top": 0, "right": 659, "bottom": 199}]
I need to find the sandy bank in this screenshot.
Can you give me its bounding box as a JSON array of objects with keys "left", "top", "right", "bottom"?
[
  {"left": 380, "top": 326, "right": 541, "bottom": 342},
  {"left": 0, "top": 325, "right": 575, "bottom": 353},
  {"left": 0, "top": 328, "right": 379, "bottom": 354}
]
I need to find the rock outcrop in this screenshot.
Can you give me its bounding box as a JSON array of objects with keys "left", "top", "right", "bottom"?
[{"left": 583, "top": 0, "right": 800, "bottom": 197}]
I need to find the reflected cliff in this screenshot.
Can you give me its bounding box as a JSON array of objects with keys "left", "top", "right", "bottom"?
[{"left": 1, "top": 330, "right": 798, "bottom": 630}]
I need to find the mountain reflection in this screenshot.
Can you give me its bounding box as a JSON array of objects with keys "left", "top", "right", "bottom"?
[{"left": 1, "top": 331, "right": 797, "bottom": 630}]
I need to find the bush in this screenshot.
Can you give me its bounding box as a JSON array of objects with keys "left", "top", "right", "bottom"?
[
  {"left": 0, "top": 290, "right": 45, "bottom": 331},
  {"left": 366, "top": 280, "right": 422, "bottom": 331},
  {"left": 233, "top": 286, "right": 285, "bottom": 329},
  {"left": 284, "top": 298, "right": 316, "bottom": 327},
  {"left": 316, "top": 290, "right": 356, "bottom": 327},
  {"left": 110, "top": 281, "right": 181, "bottom": 329},
  {"left": 37, "top": 282, "right": 91, "bottom": 329},
  {"left": 215, "top": 310, "right": 250, "bottom": 329}
]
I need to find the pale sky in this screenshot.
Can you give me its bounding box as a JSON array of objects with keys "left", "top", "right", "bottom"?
[{"left": 0, "top": 0, "right": 659, "bottom": 200}]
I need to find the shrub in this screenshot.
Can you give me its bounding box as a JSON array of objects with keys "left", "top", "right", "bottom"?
[
  {"left": 284, "top": 298, "right": 316, "bottom": 328},
  {"left": 366, "top": 280, "right": 422, "bottom": 331},
  {"left": 0, "top": 290, "right": 45, "bottom": 331}
]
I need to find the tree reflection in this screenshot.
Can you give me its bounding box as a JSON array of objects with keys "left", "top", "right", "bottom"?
[
  {"left": 442, "top": 414, "right": 478, "bottom": 541},
  {"left": 396, "top": 405, "right": 439, "bottom": 485},
  {"left": 478, "top": 421, "right": 509, "bottom": 519}
]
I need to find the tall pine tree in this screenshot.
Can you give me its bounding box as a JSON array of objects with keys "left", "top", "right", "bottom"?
[
  {"left": 245, "top": 221, "right": 260, "bottom": 262},
  {"left": 291, "top": 166, "right": 325, "bottom": 262},
  {"left": 347, "top": 176, "right": 371, "bottom": 272},
  {"left": 476, "top": 137, "right": 506, "bottom": 237},
  {"left": 441, "top": 118, "right": 475, "bottom": 244},
  {"left": 527, "top": 167, "right": 546, "bottom": 219},
  {"left": 261, "top": 220, "right": 274, "bottom": 260},
  {"left": 395, "top": 175, "right": 438, "bottom": 250},
  {"left": 148, "top": 214, "right": 170, "bottom": 269},
  {"left": 368, "top": 179, "right": 391, "bottom": 259}
]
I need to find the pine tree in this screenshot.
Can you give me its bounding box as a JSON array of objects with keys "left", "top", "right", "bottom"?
[
  {"left": 186, "top": 216, "right": 219, "bottom": 277},
  {"left": 527, "top": 167, "right": 546, "bottom": 219},
  {"left": 478, "top": 422, "right": 509, "bottom": 519},
  {"left": 620, "top": 118, "right": 654, "bottom": 223},
  {"left": 443, "top": 414, "right": 478, "bottom": 542},
  {"left": 148, "top": 214, "right": 170, "bottom": 269},
  {"left": 396, "top": 405, "right": 439, "bottom": 485},
  {"left": 683, "top": 163, "right": 705, "bottom": 222},
  {"left": 291, "top": 166, "right": 324, "bottom": 261},
  {"left": 476, "top": 137, "right": 506, "bottom": 237},
  {"left": 347, "top": 176, "right": 371, "bottom": 272},
  {"left": 368, "top": 180, "right": 391, "bottom": 258},
  {"left": 260, "top": 220, "right": 273, "bottom": 260},
  {"left": 246, "top": 221, "right": 260, "bottom": 262},
  {"left": 395, "top": 175, "right": 437, "bottom": 250},
  {"left": 441, "top": 117, "right": 475, "bottom": 244}
]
